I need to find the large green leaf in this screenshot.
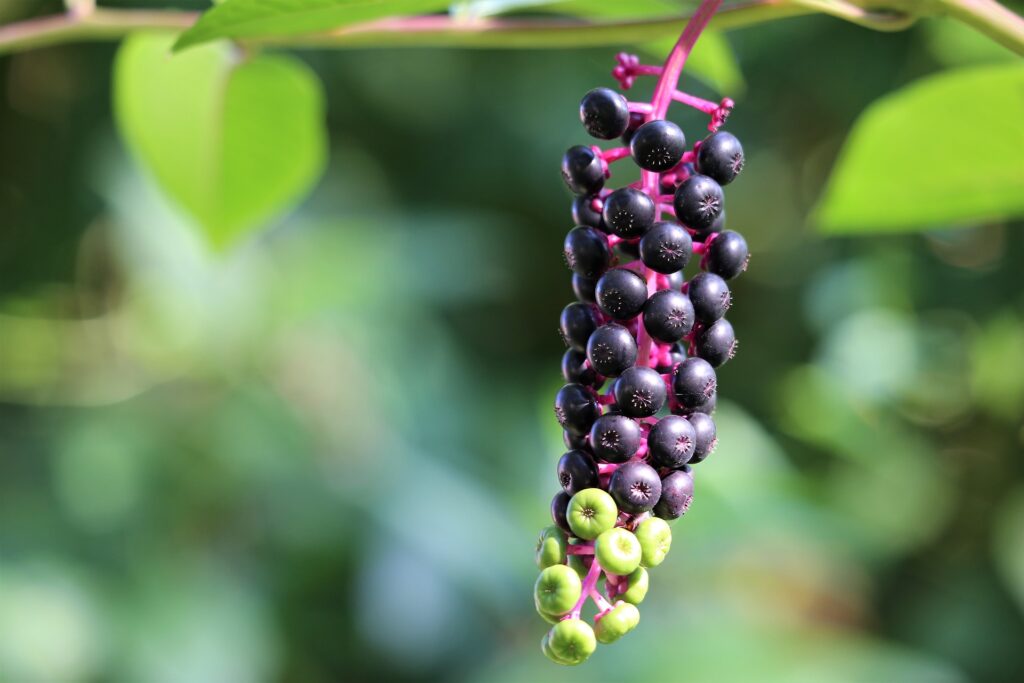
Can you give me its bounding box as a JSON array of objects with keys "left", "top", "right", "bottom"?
[
  {"left": 814, "top": 64, "right": 1024, "bottom": 233},
  {"left": 114, "top": 33, "right": 327, "bottom": 249},
  {"left": 175, "top": 0, "right": 452, "bottom": 51}
]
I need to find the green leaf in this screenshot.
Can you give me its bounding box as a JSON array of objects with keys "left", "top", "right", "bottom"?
[
  {"left": 814, "top": 64, "right": 1024, "bottom": 234},
  {"left": 175, "top": 0, "right": 452, "bottom": 51},
  {"left": 114, "top": 33, "right": 327, "bottom": 249}
]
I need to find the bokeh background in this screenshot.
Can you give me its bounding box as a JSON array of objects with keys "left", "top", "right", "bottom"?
[{"left": 1, "top": 1, "right": 1023, "bottom": 682}]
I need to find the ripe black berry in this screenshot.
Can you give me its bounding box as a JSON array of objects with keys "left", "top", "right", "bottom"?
[
  {"left": 620, "top": 111, "right": 645, "bottom": 145},
  {"left": 694, "top": 318, "right": 737, "bottom": 367},
  {"left": 654, "top": 469, "right": 694, "bottom": 520},
  {"left": 687, "top": 272, "right": 731, "bottom": 323},
  {"left": 642, "top": 289, "right": 694, "bottom": 343},
  {"left": 696, "top": 131, "right": 744, "bottom": 185},
  {"left": 563, "top": 430, "right": 588, "bottom": 451},
  {"left": 601, "top": 187, "right": 656, "bottom": 239},
  {"left": 596, "top": 268, "right": 648, "bottom": 321},
  {"left": 551, "top": 490, "right": 572, "bottom": 533},
  {"left": 613, "top": 366, "right": 666, "bottom": 418},
  {"left": 647, "top": 415, "right": 696, "bottom": 468},
  {"left": 688, "top": 412, "right": 717, "bottom": 463},
  {"left": 562, "top": 349, "right": 599, "bottom": 387},
  {"left": 559, "top": 302, "right": 599, "bottom": 352},
  {"left": 580, "top": 88, "right": 631, "bottom": 140},
  {"left": 704, "top": 230, "right": 749, "bottom": 280},
  {"left": 571, "top": 195, "right": 605, "bottom": 230},
  {"left": 571, "top": 273, "right": 598, "bottom": 304},
  {"left": 564, "top": 226, "right": 611, "bottom": 278},
  {"left": 639, "top": 221, "right": 692, "bottom": 274},
  {"left": 609, "top": 461, "right": 662, "bottom": 514},
  {"left": 589, "top": 414, "right": 641, "bottom": 463},
  {"left": 586, "top": 323, "right": 637, "bottom": 377},
  {"left": 672, "top": 357, "right": 717, "bottom": 411},
  {"left": 629, "top": 120, "right": 686, "bottom": 172},
  {"left": 561, "top": 145, "right": 605, "bottom": 196},
  {"left": 554, "top": 383, "right": 601, "bottom": 436},
  {"left": 691, "top": 389, "right": 717, "bottom": 415},
  {"left": 673, "top": 174, "right": 724, "bottom": 231},
  {"left": 557, "top": 450, "right": 600, "bottom": 494}
]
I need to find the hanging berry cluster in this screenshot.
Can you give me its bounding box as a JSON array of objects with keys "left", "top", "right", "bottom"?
[{"left": 534, "top": 0, "right": 750, "bottom": 666}]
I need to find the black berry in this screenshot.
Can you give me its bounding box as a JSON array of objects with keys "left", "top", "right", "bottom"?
[
  {"left": 647, "top": 415, "right": 696, "bottom": 468},
  {"left": 562, "top": 349, "right": 599, "bottom": 387},
  {"left": 571, "top": 273, "right": 598, "bottom": 304},
  {"left": 696, "top": 131, "right": 744, "bottom": 185},
  {"left": 630, "top": 119, "right": 686, "bottom": 172},
  {"left": 602, "top": 187, "right": 656, "bottom": 239},
  {"left": 694, "top": 318, "right": 737, "bottom": 367},
  {"left": 551, "top": 490, "right": 572, "bottom": 533},
  {"left": 559, "top": 302, "right": 598, "bottom": 352},
  {"left": 654, "top": 469, "right": 694, "bottom": 520},
  {"left": 688, "top": 412, "right": 717, "bottom": 463},
  {"left": 609, "top": 461, "right": 662, "bottom": 514},
  {"left": 557, "top": 450, "right": 600, "bottom": 494},
  {"left": 564, "top": 226, "right": 611, "bottom": 278},
  {"left": 561, "top": 145, "right": 605, "bottom": 196},
  {"left": 620, "top": 111, "right": 645, "bottom": 145},
  {"left": 672, "top": 357, "right": 717, "bottom": 411},
  {"left": 673, "top": 174, "right": 724, "bottom": 231},
  {"left": 579, "top": 88, "right": 630, "bottom": 140},
  {"left": 554, "top": 383, "right": 601, "bottom": 436},
  {"left": 571, "top": 195, "right": 605, "bottom": 230},
  {"left": 586, "top": 323, "right": 637, "bottom": 377},
  {"left": 704, "top": 230, "right": 749, "bottom": 280},
  {"left": 687, "top": 272, "right": 731, "bottom": 323},
  {"left": 639, "top": 221, "right": 692, "bottom": 274},
  {"left": 613, "top": 366, "right": 666, "bottom": 418},
  {"left": 589, "top": 414, "right": 641, "bottom": 463},
  {"left": 642, "top": 289, "right": 694, "bottom": 343},
  {"left": 596, "top": 268, "right": 648, "bottom": 321},
  {"left": 564, "top": 430, "right": 588, "bottom": 451}
]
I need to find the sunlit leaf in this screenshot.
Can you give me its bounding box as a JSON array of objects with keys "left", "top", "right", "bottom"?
[
  {"left": 175, "top": 0, "right": 453, "bottom": 50},
  {"left": 814, "top": 64, "right": 1024, "bottom": 233},
  {"left": 114, "top": 33, "right": 327, "bottom": 249}
]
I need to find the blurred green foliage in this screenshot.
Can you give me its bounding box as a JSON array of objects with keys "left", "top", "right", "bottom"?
[{"left": 1, "top": 1, "right": 1023, "bottom": 682}]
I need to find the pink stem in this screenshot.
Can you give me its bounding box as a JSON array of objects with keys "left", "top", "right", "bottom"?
[
  {"left": 566, "top": 555, "right": 604, "bottom": 620},
  {"left": 627, "top": 102, "right": 653, "bottom": 114},
  {"left": 567, "top": 544, "right": 595, "bottom": 555},
  {"left": 602, "top": 146, "right": 632, "bottom": 162},
  {"left": 649, "top": 0, "right": 722, "bottom": 121},
  {"left": 590, "top": 586, "right": 613, "bottom": 613},
  {"left": 672, "top": 89, "right": 720, "bottom": 114}
]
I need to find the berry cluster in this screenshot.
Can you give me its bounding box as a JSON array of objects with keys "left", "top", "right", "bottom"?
[{"left": 534, "top": 5, "right": 750, "bottom": 665}]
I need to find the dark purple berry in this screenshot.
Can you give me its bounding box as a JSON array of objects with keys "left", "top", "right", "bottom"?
[
  {"left": 688, "top": 412, "right": 717, "bottom": 463},
  {"left": 564, "top": 430, "right": 588, "bottom": 451},
  {"left": 630, "top": 119, "right": 686, "bottom": 172},
  {"left": 694, "top": 318, "right": 737, "bottom": 367},
  {"left": 572, "top": 273, "right": 598, "bottom": 304},
  {"left": 596, "top": 268, "right": 648, "bottom": 321},
  {"left": 557, "top": 450, "right": 600, "bottom": 494},
  {"left": 639, "top": 221, "right": 692, "bottom": 274},
  {"left": 609, "top": 461, "right": 662, "bottom": 514},
  {"left": 554, "top": 383, "right": 601, "bottom": 436},
  {"left": 696, "top": 131, "right": 744, "bottom": 185},
  {"left": 654, "top": 469, "right": 694, "bottom": 520},
  {"left": 586, "top": 323, "right": 637, "bottom": 377},
  {"left": 559, "top": 302, "right": 598, "bottom": 352},
  {"left": 704, "top": 230, "right": 749, "bottom": 280},
  {"left": 667, "top": 270, "right": 684, "bottom": 291},
  {"left": 571, "top": 195, "right": 605, "bottom": 230},
  {"left": 580, "top": 88, "right": 630, "bottom": 140},
  {"left": 620, "top": 111, "right": 645, "bottom": 145},
  {"left": 687, "top": 272, "right": 731, "bottom": 323},
  {"left": 564, "top": 226, "right": 611, "bottom": 278},
  {"left": 691, "top": 390, "right": 717, "bottom": 415},
  {"left": 602, "top": 187, "right": 656, "bottom": 239},
  {"left": 613, "top": 366, "right": 666, "bottom": 418},
  {"left": 672, "top": 357, "right": 717, "bottom": 411},
  {"left": 562, "top": 349, "right": 599, "bottom": 387},
  {"left": 589, "top": 414, "right": 641, "bottom": 463},
  {"left": 561, "top": 145, "right": 605, "bottom": 196},
  {"left": 551, "top": 490, "right": 572, "bottom": 533},
  {"left": 673, "top": 174, "right": 724, "bottom": 231},
  {"left": 643, "top": 289, "right": 694, "bottom": 343},
  {"left": 648, "top": 415, "right": 696, "bottom": 468}
]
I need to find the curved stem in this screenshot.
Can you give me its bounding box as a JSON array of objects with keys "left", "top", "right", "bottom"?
[{"left": 938, "top": 0, "right": 1024, "bottom": 54}]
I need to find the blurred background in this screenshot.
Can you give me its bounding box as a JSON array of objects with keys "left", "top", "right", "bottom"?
[{"left": 1, "top": 1, "right": 1023, "bottom": 682}]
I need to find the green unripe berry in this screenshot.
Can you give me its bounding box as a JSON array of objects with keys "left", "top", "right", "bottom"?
[
  {"left": 534, "top": 564, "right": 582, "bottom": 616},
  {"left": 547, "top": 618, "right": 597, "bottom": 665},
  {"left": 541, "top": 631, "right": 575, "bottom": 665},
  {"left": 595, "top": 527, "right": 642, "bottom": 575},
  {"left": 594, "top": 601, "right": 641, "bottom": 643},
  {"left": 567, "top": 488, "right": 618, "bottom": 540},
  {"left": 619, "top": 566, "right": 649, "bottom": 604},
  {"left": 635, "top": 516, "right": 672, "bottom": 567},
  {"left": 535, "top": 525, "right": 568, "bottom": 569},
  {"left": 534, "top": 595, "right": 561, "bottom": 623}
]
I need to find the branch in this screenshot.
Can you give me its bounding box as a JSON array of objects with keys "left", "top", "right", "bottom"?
[{"left": 0, "top": 0, "right": 1020, "bottom": 56}]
